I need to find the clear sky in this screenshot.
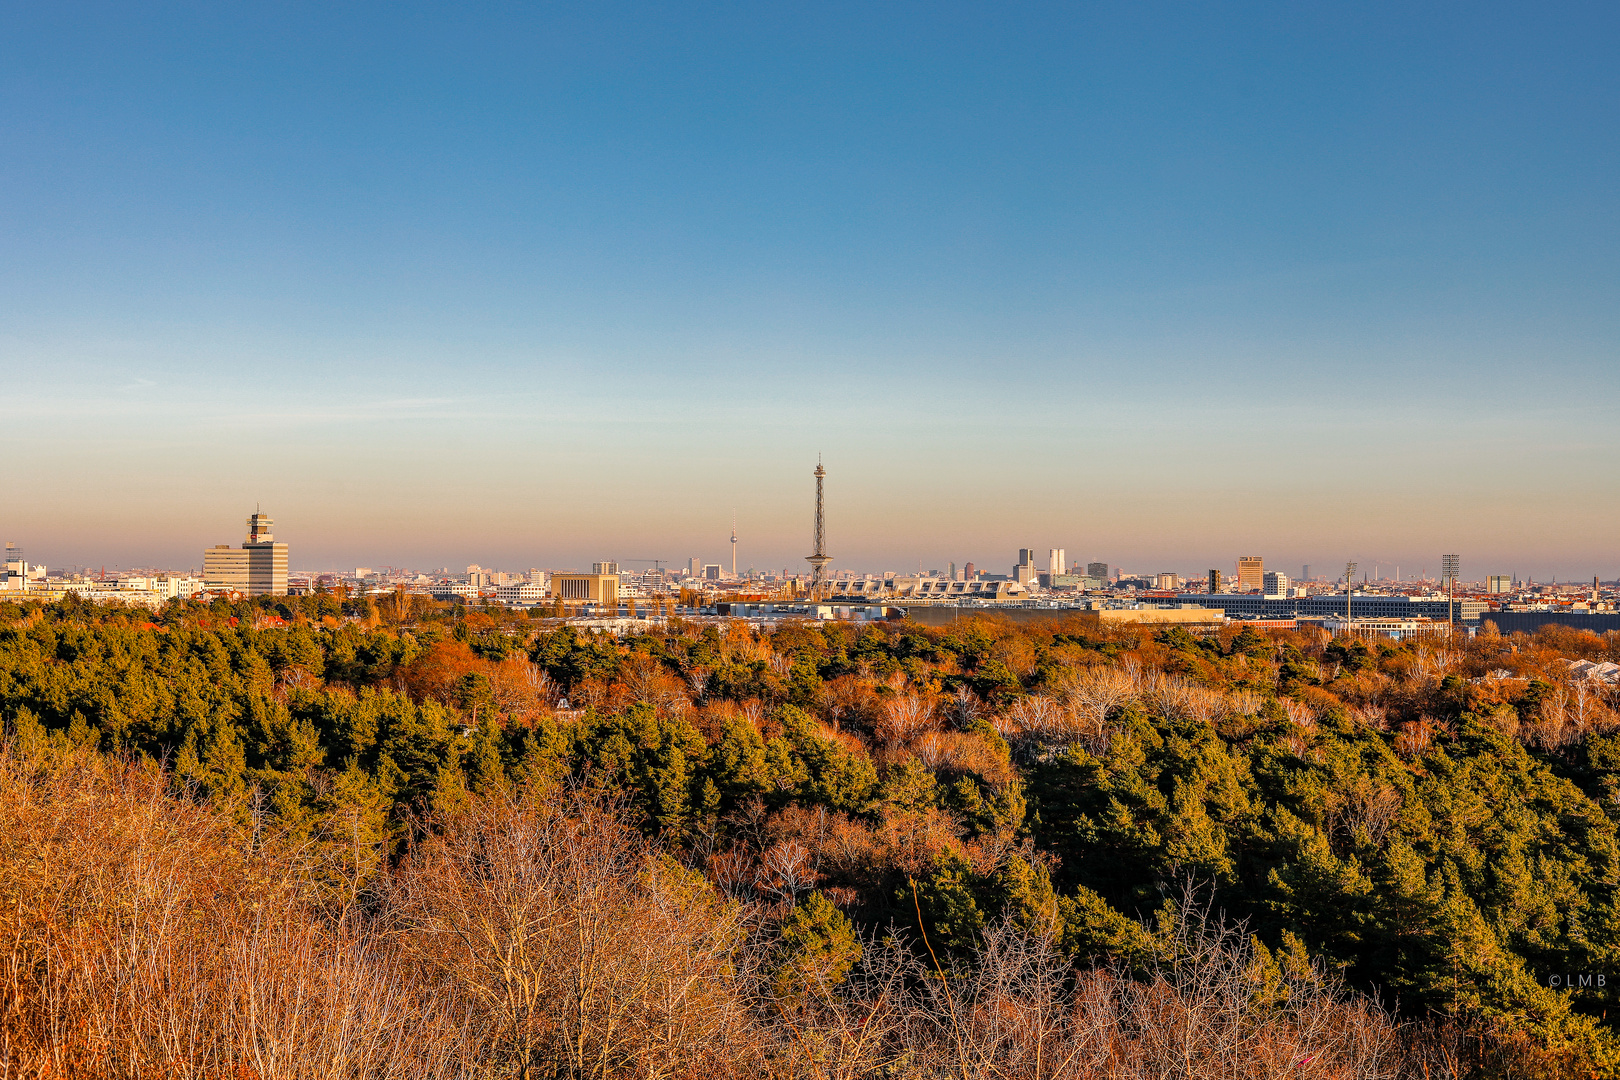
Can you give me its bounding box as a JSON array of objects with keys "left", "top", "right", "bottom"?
[{"left": 3, "top": 2, "right": 1617, "bottom": 579}]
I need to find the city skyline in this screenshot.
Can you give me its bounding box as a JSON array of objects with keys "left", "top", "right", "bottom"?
[
  {"left": 2, "top": 485, "right": 1609, "bottom": 587},
  {"left": 3, "top": 5, "right": 1618, "bottom": 574}
]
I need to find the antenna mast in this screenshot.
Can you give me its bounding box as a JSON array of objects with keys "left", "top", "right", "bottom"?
[
  {"left": 1345, "top": 562, "right": 1357, "bottom": 623},
  {"left": 805, "top": 459, "right": 831, "bottom": 600},
  {"left": 731, "top": 511, "right": 737, "bottom": 580}
]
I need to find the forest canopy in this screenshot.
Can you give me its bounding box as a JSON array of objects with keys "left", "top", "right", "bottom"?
[{"left": 3, "top": 592, "right": 1619, "bottom": 1077}]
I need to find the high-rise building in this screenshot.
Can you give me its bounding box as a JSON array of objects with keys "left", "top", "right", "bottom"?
[
  {"left": 1208, "top": 569, "right": 1224, "bottom": 593},
  {"left": 244, "top": 512, "right": 288, "bottom": 596},
  {"left": 2, "top": 543, "right": 27, "bottom": 592},
  {"left": 1487, "top": 575, "right": 1511, "bottom": 594},
  {"left": 1017, "top": 548, "right": 1036, "bottom": 567},
  {"left": 688, "top": 557, "right": 702, "bottom": 578},
  {"left": 1049, "top": 548, "right": 1065, "bottom": 574},
  {"left": 1237, "top": 556, "right": 1264, "bottom": 591},
  {"left": 1155, "top": 572, "right": 1178, "bottom": 591},
  {"left": 1087, "top": 562, "right": 1109, "bottom": 582},
  {"left": 963, "top": 561, "right": 977, "bottom": 579},
  {"left": 1301, "top": 564, "right": 1311, "bottom": 581},
  {"left": 593, "top": 561, "right": 620, "bottom": 575},
  {"left": 1263, "top": 570, "right": 1290, "bottom": 596},
  {"left": 205, "top": 511, "right": 288, "bottom": 595}
]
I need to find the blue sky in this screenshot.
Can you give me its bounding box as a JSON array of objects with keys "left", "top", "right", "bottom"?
[{"left": 2, "top": 2, "right": 1617, "bottom": 578}]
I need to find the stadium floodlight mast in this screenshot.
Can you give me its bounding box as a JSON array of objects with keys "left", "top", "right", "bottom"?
[
  {"left": 805, "top": 459, "right": 831, "bottom": 601},
  {"left": 1345, "top": 562, "right": 1357, "bottom": 623},
  {"left": 1442, "top": 554, "right": 1460, "bottom": 630}
]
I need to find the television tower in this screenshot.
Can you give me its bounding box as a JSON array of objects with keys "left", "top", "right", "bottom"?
[
  {"left": 805, "top": 459, "right": 831, "bottom": 600},
  {"left": 730, "top": 511, "right": 737, "bottom": 579}
]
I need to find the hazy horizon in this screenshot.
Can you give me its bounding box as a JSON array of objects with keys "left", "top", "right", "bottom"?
[{"left": 4, "top": 3, "right": 1616, "bottom": 577}]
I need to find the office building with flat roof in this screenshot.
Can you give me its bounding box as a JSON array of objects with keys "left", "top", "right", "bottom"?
[
  {"left": 204, "top": 511, "right": 288, "bottom": 596},
  {"left": 2, "top": 543, "right": 27, "bottom": 592},
  {"left": 203, "top": 545, "right": 251, "bottom": 592},
  {"left": 1237, "top": 556, "right": 1264, "bottom": 590}
]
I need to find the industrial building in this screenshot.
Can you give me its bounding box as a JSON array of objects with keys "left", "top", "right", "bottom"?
[
  {"left": 1172, "top": 592, "right": 1488, "bottom": 624},
  {"left": 825, "top": 576, "right": 1030, "bottom": 602},
  {"left": 1483, "top": 611, "right": 1620, "bottom": 635},
  {"left": 903, "top": 605, "right": 1225, "bottom": 630}
]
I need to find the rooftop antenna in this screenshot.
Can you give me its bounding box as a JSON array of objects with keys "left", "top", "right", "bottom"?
[
  {"left": 805, "top": 458, "right": 831, "bottom": 601},
  {"left": 1344, "top": 562, "right": 1357, "bottom": 623}
]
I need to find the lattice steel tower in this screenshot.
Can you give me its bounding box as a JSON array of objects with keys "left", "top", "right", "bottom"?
[{"left": 805, "top": 459, "right": 831, "bottom": 599}]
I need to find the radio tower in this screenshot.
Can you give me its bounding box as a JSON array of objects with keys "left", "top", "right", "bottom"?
[
  {"left": 805, "top": 459, "right": 831, "bottom": 600},
  {"left": 730, "top": 511, "right": 737, "bottom": 579}
]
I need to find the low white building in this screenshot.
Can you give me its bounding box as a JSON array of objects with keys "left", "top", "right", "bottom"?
[
  {"left": 1323, "top": 616, "right": 1449, "bottom": 641},
  {"left": 496, "top": 581, "right": 549, "bottom": 604}
]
